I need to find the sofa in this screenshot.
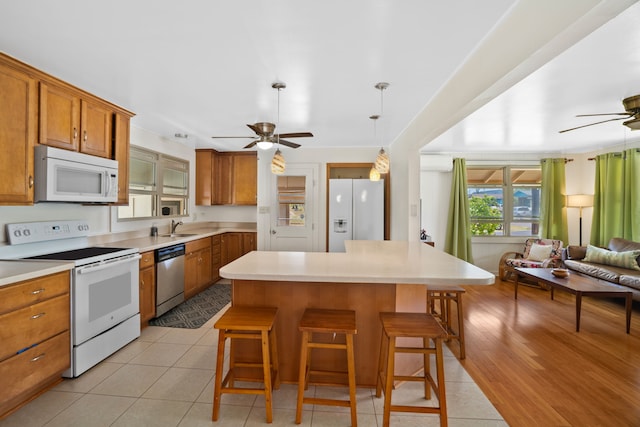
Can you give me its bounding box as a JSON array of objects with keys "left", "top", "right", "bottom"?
[{"left": 562, "top": 237, "right": 640, "bottom": 301}]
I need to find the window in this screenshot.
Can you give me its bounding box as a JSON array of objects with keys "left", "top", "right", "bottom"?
[
  {"left": 467, "top": 166, "right": 541, "bottom": 237},
  {"left": 117, "top": 146, "right": 189, "bottom": 220},
  {"left": 276, "top": 176, "right": 306, "bottom": 226}
]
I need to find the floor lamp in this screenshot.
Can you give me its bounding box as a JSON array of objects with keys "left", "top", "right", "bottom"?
[{"left": 566, "top": 194, "right": 594, "bottom": 246}]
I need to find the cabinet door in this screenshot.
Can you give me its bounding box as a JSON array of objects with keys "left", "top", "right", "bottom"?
[
  {"left": 184, "top": 250, "right": 199, "bottom": 300},
  {"left": 139, "top": 266, "right": 156, "bottom": 324},
  {"left": 215, "top": 153, "right": 233, "bottom": 205},
  {"left": 242, "top": 232, "right": 256, "bottom": 254},
  {"left": 113, "top": 113, "right": 130, "bottom": 205},
  {"left": 195, "top": 149, "right": 213, "bottom": 205},
  {"left": 199, "top": 246, "right": 213, "bottom": 290},
  {"left": 221, "top": 233, "right": 243, "bottom": 265},
  {"left": 233, "top": 153, "right": 257, "bottom": 205},
  {"left": 39, "top": 81, "right": 80, "bottom": 151},
  {"left": 0, "top": 61, "right": 37, "bottom": 205},
  {"left": 80, "top": 99, "right": 112, "bottom": 158}
]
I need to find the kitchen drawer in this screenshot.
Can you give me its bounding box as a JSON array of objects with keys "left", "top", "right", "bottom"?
[
  {"left": 212, "top": 234, "right": 221, "bottom": 245},
  {"left": 139, "top": 250, "right": 155, "bottom": 269},
  {"left": 186, "top": 236, "right": 211, "bottom": 253},
  {"left": 0, "top": 271, "right": 69, "bottom": 315},
  {"left": 0, "top": 331, "right": 70, "bottom": 415},
  {"left": 0, "top": 294, "right": 70, "bottom": 361}
]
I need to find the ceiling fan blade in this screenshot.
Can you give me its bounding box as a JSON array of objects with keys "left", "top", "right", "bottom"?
[
  {"left": 575, "top": 113, "right": 632, "bottom": 117},
  {"left": 276, "top": 132, "right": 314, "bottom": 138},
  {"left": 559, "top": 116, "right": 630, "bottom": 133},
  {"left": 211, "top": 136, "right": 256, "bottom": 139},
  {"left": 243, "top": 140, "right": 258, "bottom": 149},
  {"left": 276, "top": 139, "right": 301, "bottom": 149}
]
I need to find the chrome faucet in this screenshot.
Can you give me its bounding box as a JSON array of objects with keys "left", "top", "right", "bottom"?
[{"left": 170, "top": 219, "right": 183, "bottom": 234}]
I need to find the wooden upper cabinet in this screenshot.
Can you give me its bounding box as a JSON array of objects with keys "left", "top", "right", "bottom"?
[
  {"left": 195, "top": 150, "right": 257, "bottom": 206},
  {"left": 39, "top": 81, "right": 113, "bottom": 159},
  {"left": 0, "top": 59, "right": 37, "bottom": 205},
  {"left": 196, "top": 150, "right": 213, "bottom": 205},
  {"left": 233, "top": 153, "right": 257, "bottom": 205},
  {"left": 79, "top": 98, "right": 112, "bottom": 158},
  {"left": 39, "top": 81, "right": 80, "bottom": 151},
  {"left": 216, "top": 153, "right": 233, "bottom": 205},
  {"left": 113, "top": 113, "right": 130, "bottom": 205}
]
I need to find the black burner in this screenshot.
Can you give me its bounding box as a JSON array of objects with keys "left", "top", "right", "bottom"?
[{"left": 28, "top": 247, "right": 130, "bottom": 261}]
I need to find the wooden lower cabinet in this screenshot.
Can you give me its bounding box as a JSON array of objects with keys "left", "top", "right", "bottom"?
[
  {"left": 139, "top": 251, "right": 156, "bottom": 327},
  {"left": 212, "top": 234, "right": 222, "bottom": 282},
  {"left": 221, "top": 232, "right": 257, "bottom": 265},
  {"left": 185, "top": 237, "right": 213, "bottom": 300},
  {"left": 0, "top": 271, "right": 70, "bottom": 418}
]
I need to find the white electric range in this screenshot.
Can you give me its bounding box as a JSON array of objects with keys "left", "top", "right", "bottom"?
[{"left": 1, "top": 220, "right": 141, "bottom": 377}]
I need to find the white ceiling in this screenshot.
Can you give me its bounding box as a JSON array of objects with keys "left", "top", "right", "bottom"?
[{"left": 1, "top": 1, "right": 638, "bottom": 155}]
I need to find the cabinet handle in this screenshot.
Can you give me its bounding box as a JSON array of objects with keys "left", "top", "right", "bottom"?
[
  {"left": 30, "top": 312, "right": 46, "bottom": 320},
  {"left": 31, "top": 288, "right": 45, "bottom": 295},
  {"left": 31, "top": 353, "right": 46, "bottom": 362},
  {"left": 83, "top": 130, "right": 88, "bottom": 141},
  {"left": 29, "top": 175, "right": 34, "bottom": 189},
  {"left": 73, "top": 127, "right": 78, "bottom": 140},
  {"left": 141, "top": 279, "right": 145, "bottom": 287}
]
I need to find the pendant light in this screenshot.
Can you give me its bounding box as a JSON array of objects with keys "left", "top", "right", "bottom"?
[
  {"left": 373, "top": 82, "right": 390, "bottom": 174},
  {"left": 271, "top": 82, "right": 286, "bottom": 174},
  {"left": 369, "top": 115, "right": 381, "bottom": 181}
]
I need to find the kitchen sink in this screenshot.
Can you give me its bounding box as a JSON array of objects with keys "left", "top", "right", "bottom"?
[{"left": 158, "top": 233, "right": 197, "bottom": 238}]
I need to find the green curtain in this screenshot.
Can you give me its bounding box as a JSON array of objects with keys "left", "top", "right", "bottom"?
[
  {"left": 445, "top": 158, "right": 473, "bottom": 263},
  {"left": 540, "top": 158, "right": 568, "bottom": 243},
  {"left": 592, "top": 149, "right": 640, "bottom": 246}
]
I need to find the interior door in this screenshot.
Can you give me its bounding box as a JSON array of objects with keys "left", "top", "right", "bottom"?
[{"left": 269, "top": 164, "right": 318, "bottom": 252}]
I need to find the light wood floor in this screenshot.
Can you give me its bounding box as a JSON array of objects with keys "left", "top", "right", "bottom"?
[{"left": 457, "top": 278, "right": 640, "bottom": 426}]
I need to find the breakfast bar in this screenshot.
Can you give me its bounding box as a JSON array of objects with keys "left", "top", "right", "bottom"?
[{"left": 220, "top": 241, "right": 494, "bottom": 386}]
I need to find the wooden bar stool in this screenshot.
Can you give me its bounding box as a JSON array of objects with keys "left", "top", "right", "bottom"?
[
  {"left": 212, "top": 306, "right": 280, "bottom": 424},
  {"left": 375, "top": 312, "right": 448, "bottom": 427},
  {"left": 427, "top": 285, "right": 466, "bottom": 359},
  {"left": 295, "top": 308, "right": 358, "bottom": 426}
]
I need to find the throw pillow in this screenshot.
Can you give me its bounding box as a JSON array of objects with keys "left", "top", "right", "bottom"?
[
  {"left": 583, "top": 245, "right": 640, "bottom": 271},
  {"left": 528, "top": 243, "right": 552, "bottom": 262}
]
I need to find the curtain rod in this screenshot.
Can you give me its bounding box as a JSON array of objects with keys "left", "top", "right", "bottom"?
[{"left": 588, "top": 148, "right": 640, "bottom": 160}]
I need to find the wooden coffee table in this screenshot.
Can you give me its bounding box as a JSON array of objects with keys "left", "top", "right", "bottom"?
[{"left": 514, "top": 267, "right": 632, "bottom": 333}]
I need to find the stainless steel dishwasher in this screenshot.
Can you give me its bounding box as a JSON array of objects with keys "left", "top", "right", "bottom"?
[{"left": 155, "top": 243, "right": 185, "bottom": 316}]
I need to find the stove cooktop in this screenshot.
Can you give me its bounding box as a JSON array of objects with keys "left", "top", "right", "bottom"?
[{"left": 27, "top": 247, "right": 131, "bottom": 261}]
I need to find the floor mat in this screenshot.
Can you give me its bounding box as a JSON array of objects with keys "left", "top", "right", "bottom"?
[{"left": 149, "top": 282, "right": 230, "bottom": 329}]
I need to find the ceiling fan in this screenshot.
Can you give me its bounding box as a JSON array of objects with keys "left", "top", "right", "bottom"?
[
  {"left": 559, "top": 95, "right": 640, "bottom": 133},
  {"left": 211, "top": 82, "right": 313, "bottom": 149}
]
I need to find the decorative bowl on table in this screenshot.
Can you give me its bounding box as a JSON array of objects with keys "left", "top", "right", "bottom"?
[{"left": 551, "top": 268, "right": 569, "bottom": 278}]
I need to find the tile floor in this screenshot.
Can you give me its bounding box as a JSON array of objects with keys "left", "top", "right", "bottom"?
[{"left": 0, "top": 306, "right": 506, "bottom": 427}]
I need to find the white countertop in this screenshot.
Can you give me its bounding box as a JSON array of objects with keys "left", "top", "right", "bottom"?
[
  {"left": 0, "top": 260, "right": 74, "bottom": 287},
  {"left": 100, "top": 226, "right": 257, "bottom": 253},
  {"left": 220, "top": 240, "right": 495, "bottom": 285}
]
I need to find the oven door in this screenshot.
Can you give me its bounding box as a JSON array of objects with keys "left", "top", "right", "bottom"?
[{"left": 73, "top": 254, "right": 141, "bottom": 345}]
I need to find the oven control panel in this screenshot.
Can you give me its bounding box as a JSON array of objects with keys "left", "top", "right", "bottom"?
[{"left": 6, "top": 220, "right": 91, "bottom": 245}]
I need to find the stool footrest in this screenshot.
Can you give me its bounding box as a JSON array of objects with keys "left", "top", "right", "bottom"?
[
  {"left": 395, "top": 346, "right": 437, "bottom": 354},
  {"left": 303, "top": 397, "right": 353, "bottom": 408},
  {"left": 308, "top": 342, "right": 347, "bottom": 350},
  {"left": 390, "top": 404, "right": 443, "bottom": 415}
]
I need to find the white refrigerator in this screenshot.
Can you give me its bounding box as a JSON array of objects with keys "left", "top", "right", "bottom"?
[{"left": 328, "top": 178, "right": 385, "bottom": 252}]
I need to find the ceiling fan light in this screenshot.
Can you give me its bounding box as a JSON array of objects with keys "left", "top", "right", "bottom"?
[
  {"left": 623, "top": 117, "right": 640, "bottom": 130},
  {"left": 374, "top": 148, "right": 390, "bottom": 174},
  {"left": 271, "top": 149, "right": 286, "bottom": 174},
  {"left": 256, "top": 140, "right": 274, "bottom": 150},
  {"left": 369, "top": 165, "right": 380, "bottom": 181}
]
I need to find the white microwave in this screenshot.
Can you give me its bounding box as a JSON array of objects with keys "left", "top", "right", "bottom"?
[{"left": 34, "top": 145, "right": 119, "bottom": 203}]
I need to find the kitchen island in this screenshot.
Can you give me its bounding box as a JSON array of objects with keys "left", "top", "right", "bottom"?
[{"left": 220, "top": 240, "right": 494, "bottom": 386}]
